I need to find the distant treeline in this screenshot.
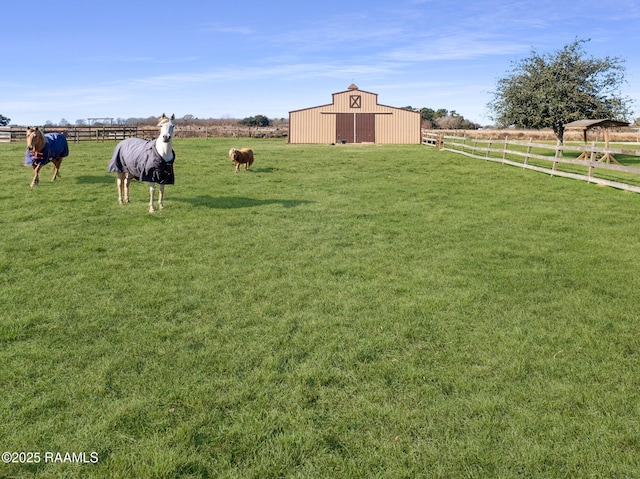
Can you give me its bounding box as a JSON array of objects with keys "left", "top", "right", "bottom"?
[
  {"left": 31, "top": 114, "right": 288, "bottom": 129},
  {"left": 402, "top": 107, "right": 481, "bottom": 130},
  {"left": 5, "top": 110, "right": 482, "bottom": 130}
]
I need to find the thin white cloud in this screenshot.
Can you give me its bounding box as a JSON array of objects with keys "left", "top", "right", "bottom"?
[
  {"left": 115, "top": 61, "right": 398, "bottom": 91},
  {"left": 383, "top": 36, "right": 528, "bottom": 63},
  {"left": 89, "top": 55, "right": 201, "bottom": 65},
  {"left": 202, "top": 22, "right": 254, "bottom": 35}
]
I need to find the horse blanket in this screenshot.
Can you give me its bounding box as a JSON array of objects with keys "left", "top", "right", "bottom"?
[
  {"left": 24, "top": 132, "right": 69, "bottom": 166},
  {"left": 107, "top": 138, "right": 175, "bottom": 184}
]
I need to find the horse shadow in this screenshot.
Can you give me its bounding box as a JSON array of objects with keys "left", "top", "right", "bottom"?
[
  {"left": 76, "top": 175, "right": 113, "bottom": 185},
  {"left": 174, "top": 196, "right": 312, "bottom": 209}
]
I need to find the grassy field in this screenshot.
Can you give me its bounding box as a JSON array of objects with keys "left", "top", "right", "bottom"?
[{"left": 1, "top": 138, "right": 640, "bottom": 478}]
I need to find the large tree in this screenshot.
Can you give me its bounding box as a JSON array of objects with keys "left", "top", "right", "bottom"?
[
  {"left": 488, "top": 39, "right": 632, "bottom": 143},
  {"left": 239, "top": 115, "right": 270, "bottom": 127}
]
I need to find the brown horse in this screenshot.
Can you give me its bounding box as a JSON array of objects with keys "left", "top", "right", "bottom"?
[
  {"left": 229, "top": 148, "right": 254, "bottom": 173},
  {"left": 24, "top": 127, "right": 69, "bottom": 188}
]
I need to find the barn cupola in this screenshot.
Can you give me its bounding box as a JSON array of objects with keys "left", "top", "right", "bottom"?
[{"left": 348, "top": 83, "right": 359, "bottom": 90}]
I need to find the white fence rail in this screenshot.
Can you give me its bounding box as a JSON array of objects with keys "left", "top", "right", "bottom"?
[{"left": 423, "top": 132, "right": 640, "bottom": 194}]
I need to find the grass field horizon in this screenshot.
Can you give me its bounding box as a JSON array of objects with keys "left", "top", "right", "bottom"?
[{"left": 2, "top": 138, "right": 640, "bottom": 478}]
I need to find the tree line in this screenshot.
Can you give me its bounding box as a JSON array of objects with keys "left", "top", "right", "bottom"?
[
  {"left": 0, "top": 115, "right": 289, "bottom": 128},
  {"left": 403, "top": 107, "right": 481, "bottom": 130}
]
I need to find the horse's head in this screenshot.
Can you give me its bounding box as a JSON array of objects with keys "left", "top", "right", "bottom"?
[
  {"left": 158, "top": 113, "right": 175, "bottom": 143},
  {"left": 26, "top": 127, "right": 46, "bottom": 153}
]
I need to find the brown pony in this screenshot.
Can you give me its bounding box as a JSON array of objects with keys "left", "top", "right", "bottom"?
[
  {"left": 24, "top": 127, "right": 69, "bottom": 188},
  {"left": 229, "top": 148, "right": 254, "bottom": 173}
]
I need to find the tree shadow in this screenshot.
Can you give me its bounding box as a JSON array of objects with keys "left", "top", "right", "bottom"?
[{"left": 174, "top": 196, "right": 313, "bottom": 209}]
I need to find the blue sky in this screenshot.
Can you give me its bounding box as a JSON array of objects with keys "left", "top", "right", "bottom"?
[{"left": 2, "top": 0, "right": 639, "bottom": 126}]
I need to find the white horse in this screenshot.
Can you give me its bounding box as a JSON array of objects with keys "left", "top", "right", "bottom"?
[{"left": 108, "top": 114, "right": 176, "bottom": 213}]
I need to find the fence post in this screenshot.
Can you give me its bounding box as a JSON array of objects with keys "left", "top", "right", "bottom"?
[
  {"left": 502, "top": 136, "right": 509, "bottom": 163},
  {"left": 588, "top": 142, "right": 597, "bottom": 180},
  {"left": 551, "top": 140, "right": 562, "bottom": 175},
  {"left": 524, "top": 138, "right": 533, "bottom": 167}
]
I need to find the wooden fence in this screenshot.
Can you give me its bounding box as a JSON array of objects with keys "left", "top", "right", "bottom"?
[
  {"left": 1, "top": 125, "right": 159, "bottom": 143},
  {"left": 422, "top": 131, "right": 640, "bottom": 194},
  {"left": 0, "top": 125, "right": 289, "bottom": 143},
  {"left": 0, "top": 127, "right": 13, "bottom": 143}
]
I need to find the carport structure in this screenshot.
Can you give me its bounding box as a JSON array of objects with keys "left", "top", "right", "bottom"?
[{"left": 564, "top": 119, "right": 630, "bottom": 164}]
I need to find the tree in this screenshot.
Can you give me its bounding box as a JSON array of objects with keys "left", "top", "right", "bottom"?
[
  {"left": 239, "top": 115, "right": 270, "bottom": 127},
  {"left": 436, "top": 114, "right": 463, "bottom": 130},
  {"left": 0, "top": 114, "right": 10, "bottom": 126},
  {"left": 420, "top": 108, "right": 438, "bottom": 125},
  {"left": 488, "top": 39, "right": 632, "bottom": 143}
]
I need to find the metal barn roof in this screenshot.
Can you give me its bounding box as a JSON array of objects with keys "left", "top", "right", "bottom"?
[{"left": 564, "top": 119, "right": 630, "bottom": 130}]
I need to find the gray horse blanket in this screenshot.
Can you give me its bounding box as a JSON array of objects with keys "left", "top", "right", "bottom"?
[
  {"left": 24, "top": 132, "right": 69, "bottom": 166},
  {"left": 108, "top": 138, "right": 175, "bottom": 184}
]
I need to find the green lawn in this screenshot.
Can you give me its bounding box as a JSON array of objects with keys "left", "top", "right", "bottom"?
[{"left": 1, "top": 138, "right": 640, "bottom": 478}]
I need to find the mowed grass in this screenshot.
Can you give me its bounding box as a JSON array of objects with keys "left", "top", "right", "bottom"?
[{"left": 2, "top": 138, "right": 640, "bottom": 478}]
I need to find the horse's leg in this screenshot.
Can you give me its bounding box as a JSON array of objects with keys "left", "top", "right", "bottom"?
[
  {"left": 50, "top": 159, "right": 62, "bottom": 182},
  {"left": 158, "top": 184, "right": 165, "bottom": 210},
  {"left": 123, "top": 173, "right": 131, "bottom": 203},
  {"left": 116, "top": 172, "right": 129, "bottom": 204},
  {"left": 149, "top": 183, "right": 156, "bottom": 213},
  {"left": 116, "top": 172, "right": 124, "bottom": 204},
  {"left": 30, "top": 164, "right": 42, "bottom": 188}
]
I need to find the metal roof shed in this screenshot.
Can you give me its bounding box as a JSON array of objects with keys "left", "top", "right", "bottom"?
[{"left": 565, "top": 119, "right": 630, "bottom": 163}]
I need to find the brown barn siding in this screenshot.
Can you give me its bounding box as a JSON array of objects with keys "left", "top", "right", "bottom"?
[
  {"left": 376, "top": 110, "right": 421, "bottom": 144},
  {"left": 289, "top": 108, "right": 336, "bottom": 143}
]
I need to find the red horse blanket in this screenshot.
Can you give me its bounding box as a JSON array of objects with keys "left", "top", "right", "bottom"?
[
  {"left": 24, "top": 132, "right": 69, "bottom": 166},
  {"left": 108, "top": 138, "right": 175, "bottom": 184}
]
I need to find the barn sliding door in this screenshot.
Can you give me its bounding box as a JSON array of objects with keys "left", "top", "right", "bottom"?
[
  {"left": 336, "top": 113, "right": 375, "bottom": 143},
  {"left": 357, "top": 113, "right": 375, "bottom": 143}
]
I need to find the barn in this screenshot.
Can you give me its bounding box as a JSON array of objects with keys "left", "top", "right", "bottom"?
[{"left": 288, "top": 84, "right": 421, "bottom": 144}]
